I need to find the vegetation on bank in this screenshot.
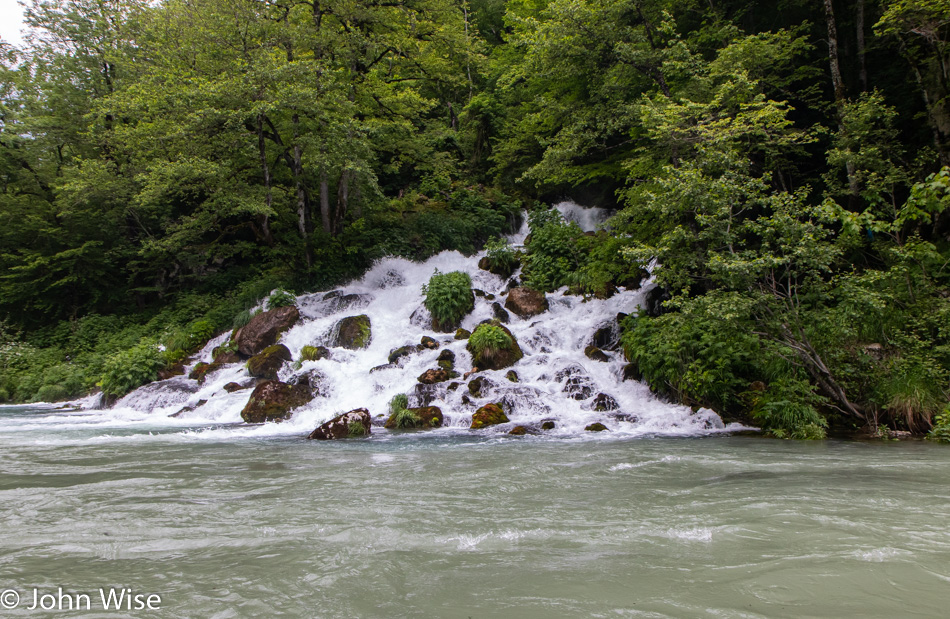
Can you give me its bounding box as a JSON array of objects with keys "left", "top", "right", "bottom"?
[{"left": 2, "top": 0, "right": 950, "bottom": 438}]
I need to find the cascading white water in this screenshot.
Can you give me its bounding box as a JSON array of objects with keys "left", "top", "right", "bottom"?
[{"left": 101, "top": 204, "right": 745, "bottom": 440}]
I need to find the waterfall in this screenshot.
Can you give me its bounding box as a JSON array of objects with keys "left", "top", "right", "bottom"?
[{"left": 95, "top": 205, "right": 744, "bottom": 440}]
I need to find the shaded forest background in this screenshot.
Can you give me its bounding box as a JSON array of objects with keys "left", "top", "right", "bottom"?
[{"left": 2, "top": 0, "right": 949, "bottom": 438}]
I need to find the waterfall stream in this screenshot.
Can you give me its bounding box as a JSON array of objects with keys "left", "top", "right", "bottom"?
[{"left": 69, "top": 202, "right": 745, "bottom": 440}]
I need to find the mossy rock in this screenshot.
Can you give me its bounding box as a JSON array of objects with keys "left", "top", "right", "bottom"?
[
  {"left": 223, "top": 382, "right": 247, "bottom": 393},
  {"left": 471, "top": 402, "right": 509, "bottom": 429},
  {"left": 299, "top": 345, "right": 330, "bottom": 362},
  {"left": 621, "top": 363, "right": 642, "bottom": 382},
  {"left": 584, "top": 345, "right": 610, "bottom": 362},
  {"left": 504, "top": 287, "right": 549, "bottom": 319},
  {"left": 211, "top": 344, "right": 242, "bottom": 364},
  {"left": 541, "top": 420, "right": 556, "bottom": 431},
  {"left": 437, "top": 349, "right": 456, "bottom": 363},
  {"left": 467, "top": 323, "right": 523, "bottom": 371},
  {"left": 247, "top": 344, "right": 292, "bottom": 380},
  {"left": 585, "top": 422, "right": 608, "bottom": 432},
  {"left": 505, "top": 370, "right": 519, "bottom": 383},
  {"left": 438, "top": 359, "right": 454, "bottom": 371},
  {"left": 384, "top": 406, "right": 444, "bottom": 430},
  {"left": 189, "top": 361, "right": 223, "bottom": 384},
  {"left": 332, "top": 315, "right": 372, "bottom": 350},
  {"left": 232, "top": 306, "right": 300, "bottom": 357},
  {"left": 420, "top": 335, "right": 439, "bottom": 349},
  {"left": 388, "top": 345, "right": 414, "bottom": 365},
  {"left": 508, "top": 425, "right": 528, "bottom": 436},
  {"left": 418, "top": 368, "right": 454, "bottom": 384},
  {"left": 592, "top": 393, "right": 619, "bottom": 412},
  {"left": 454, "top": 328, "right": 472, "bottom": 340},
  {"left": 468, "top": 375, "right": 491, "bottom": 397},
  {"left": 241, "top": 380, "right": 311, "bottom": 423}
]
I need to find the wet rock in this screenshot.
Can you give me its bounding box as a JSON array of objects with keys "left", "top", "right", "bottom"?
[
  {"left": 211, "top": 345, "right": 242, "bottom": 364},
  {"left": 299, "top": 345, "right": 330, "bottom": 362},
  {"left": 505, "top": 370, "right": 519, "bottom": 383},
  {"left": 307, "top": 408, "right": 371, "bottom": 440},
  {"left": 642, "top": 286, "right": 671, "bottom": 318},
  {"left": 241, "top": 380, "right": 311, "bottom": 423},
  {"left": 471, "top": 403, "right": 509, "bottom": 429},
  {"left": 418, "top": 368, "right": 452, "bottom": 384},
  {"left": 584, "top": 345, "right": 610, "bottom": 362},
  {"left": 468, "top": 375, "right": 492, "bottom": 397},
  {"left": 385, "top": 406, "right": 444, "bottom": 430},
  {"left": 189, "top": 361, "right": 222, "bottom": 384},
  {"left": 474, "top": 288, "right": 487, "bottom": 297},
  {"left": 388, "top": 345, "right": 414, "bottom": 365},
  {"left": 233, "top": 306, "right": 300, "bottom": 357},
  {"left": 454, "top": 328, "right": 471, "bottom": 340},
  {"left": 504, "top": 287, "right": 548, "bottom": 319},
  {"left": 491, "top": 302, "right": 511, "bottom": 324},
  {"left": 413, "top": 383, "right": 443, "bottom": 407},
  {"left": 585, "top": 422, "right": 608, "bottom": 432},
  {"left": 591, "top": 322, "right": 620, "bottom": 351},
  {"left": 332, "top": 315, "right": 372, "bottom": 350},
  {"left": 223, "top": 382, "right": 247, "bottom": 393},
  {"left": 247, "top": 344, "right": 292, "bottom": 380},
  {"left": 325, "top": 293, "right": 372, "bottom": 312},
  {"left": 438, "top": 359, "right": 454, "bottom": 371},
  {"left": 555, "top": 366, "right": 594, "bottom": 400},
  {"left": 159, "top": 364, "right": 185, "bottom": 380},
  {"left": 170, "top": 399, "right": 207, "bottom": 418},
  {"left": 504, "top": 278, "right": 521, "bottom": 293},
  {"left": 478, "top": 256, "right": 517, "bottom": 279},
  {"left": 508, "top": 425, "right": 529, "bottom": 436},
  {"left": 611, "top": 412, "right": 639, "bottom": 423},
  {"left": 621, "top": 363, "right": 642, "bottom": 382},
  {"left": 541, "top": 420, "right": 556, "bottom": 431},
  {"left": 289, "top": 369, "right": 330, "bottom": 399},
  {"left": 410, "top": 306, "right": 431, "bottom": 328},
  {"left": 420, "top": 335, "right": 439, "bottom": 350},
  {"left": 447, "top": 382, "right": 461, "bottom": 391},
  {"left": 437, "top": 349, "right": 456, "bottom": 363},
  {"left": 370, "top": 363, "right": 396, "bottom": 373},
  {"left": 592, "top": 393, "right": 619, "bottom": 412}
]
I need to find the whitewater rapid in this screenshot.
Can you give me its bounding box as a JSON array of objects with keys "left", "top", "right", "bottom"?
[{"left": 30, "top": 202, "right": 747, "bottom": 442}]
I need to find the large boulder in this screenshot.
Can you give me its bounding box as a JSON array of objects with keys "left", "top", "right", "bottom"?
[
  {"left": 240, "top": 380, "right": 311, "bottom": 423},
  {"left": 467, "top": 323, "right": 523, "bottom": 371},
  {"left": 233, "top": 306, "right": 300, "bottom": 357},
  {"left": 307, "top": 408, "right": 371, "bottom": 439},
  {"left": 471, "top": 402, "right": 509, "bottom": 429},
  {"left": 247, "top": 344, "right": 292, "bottom": 380},
  {"left": 384, "top": 406, "right": 444, "bottom": 430},
  {"left": 332, "top": 315, "right": 372, "bottom": 350},
  {"left": 504, "top": 287, "right": 548, "bottom": 319},
  {"left": 418, "top": 368, "right": 453, "bottom": 384}
]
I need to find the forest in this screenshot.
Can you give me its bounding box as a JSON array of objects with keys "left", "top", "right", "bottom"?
[{"left": 1, "top": 0, "right": 949, "bottom": 439}]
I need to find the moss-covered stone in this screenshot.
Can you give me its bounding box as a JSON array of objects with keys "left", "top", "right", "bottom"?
[
  {"left": 621, "top": 363, "right": 642, "bottom": 382},
  {"left": 471, "top": 402, "right": 509, "bottom": 429},
  {"left": 418, "top": 368, "right": 452, "bottom": 384},
  {"left": 454, "top": 328, "right": 471, "bottom": 340},
  {"left": 592, "top": 393, "right": 619, "bottom": 412},
  {"left": 504, "top": 287, "right": 549, "bottom": 319},
  {"left": 508, "top": 425, "right": 528, "bottom": 435},
  {"left": 541, "top": 420, "right": 556, "bottom": 430},
  {"left": 468, "top": 375, "right": 490, "bottom": 397},
  {"left": 467, "top": 323, "right": 523, "bottom": 371},
  {"left": 241, "top": 380, "right": 311, "bottom": 423},
  {"left": 438, "top": 359, "right": 454, "bottom": 371},
  {"left": 384, "top": 406, "right": 444, "bottom": 430},
  {"left": 189, "top": 361, "right": 223, "bottom": 384},
  {"left": 247, "top": 344, "right": 292, "bottom": 380},
  {"left": 332, "top": 315, "right": 372, "bottom": 350},
  {"left": 233, "top": 305, "right": 300, "bottom": 357},
  {"left": 585, "top": 422, "right": 608, "bottom": 432},
  {"left": 223, "top": 382, "right": 247, "bottom": 393},
  {"left": 505, "top": 370, "right": 519, "bottom": 383},
  {"left": 584, "top": 345, "right": 610, "bottom": 362},
  {"left": 420, "top": 335, "right": 439, "bottom": 349},
  {"left": 388, "top": 345, "right": 414, "bottom": 365}
]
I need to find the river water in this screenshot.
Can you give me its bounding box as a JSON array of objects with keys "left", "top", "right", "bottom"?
[{"left": 1, "top": 405, "right": 949, "bottom": 617}]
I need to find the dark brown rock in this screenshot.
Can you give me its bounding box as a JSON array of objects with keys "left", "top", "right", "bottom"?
[
  {"left": 585, "top": 422, "right": 608, "bottom": 432},
  {"left": 508, "top": 425, "right": 528, "bottom": 435},
  {"left": 211, "top": 345, "right": 242, "bottom": 364},
  {"left": 592, "top": 393, "right": 619, "bottom": 412},
  {"left": 247, "top": 344, "right": 292, "bottom": 380},
  {"left": 504, "top": 287, "right": 548, "bottom": 319},
  {"left": 388, "top": 345, "right": 414, "bottom": 365},
  {"left": 420, "top": 336, "right": 439, "bottom": 350},
  {"left": 189, "top": 361, "right": 222, "bottom": 384},
  {"left": 471, "top": 403, "right": 509, "bottom": 429},
  {"left": 307, "top": 408, "right": 372, "bottom": 439},
  {"left": 455, "top": 328, "right": 471, "bottom": 340},
  {"left": 223, "top": 382, "right": 246, "bottom": 393},
  {"left": 622, "top": 363, "right": 642, "bottom": 382},
  {"left": 505, "top": 370, "right": 519, "bottom": 383},
  {"left": 418, "top": 368, "right": 452, "bottom": 384},
  {"left": 240, "top": 380, "right": 311, "bottom": 423},
  {"left": 233, "top": 306, "right": 300, "bottom": 357},
  {"left": 492, "top": 302, "right": 511, "bottom": 323},
  {"left": 468, "top": 375, "right": 490, "bottom": 397},
  {"left": 541, "top": 420, "right": 556, "bottom": 430},
  {"left": 584, "top": 345, "right": 610, "bottom": 362},
  {"left": 158, "top": 364, "right": 185, "bottom": 380}
]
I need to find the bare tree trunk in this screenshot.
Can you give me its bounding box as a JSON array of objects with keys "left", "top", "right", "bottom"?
[
  {"left": 856, "top": 0, "right": 868, "bottom": 92},
  {"left": 254, "top": 113, "right": 274, "bottom": 245},
  {"left": 290, "top": 113, "right": 312, "bottom": 267},
  {"left": 335, "top": 170, "right": 350, "bottom": 234},
  {"left": 320, "top": 168, "right": 331, "bottom": 233},
  {"left": 822, "top": 0, "right": 859, "bottom": 198}
]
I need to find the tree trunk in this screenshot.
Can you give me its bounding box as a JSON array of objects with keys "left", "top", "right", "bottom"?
[
  {"left": 254, "top": 113, "right": 274, "bottom": 245},
  {"left": 822, "top": 0, "right": 859, "bottom": 199},
  {"left": 856, "top": 0, "right": 868, "bottom": 92},
  {"left": 320, "top": 168, "right": 331, "bottom": 234},
  {"left": 335, "top": 170, "right": 350, "bottom": 234},
  {"left": 290, "top": 113, "right": 312, "bottom": 267}
]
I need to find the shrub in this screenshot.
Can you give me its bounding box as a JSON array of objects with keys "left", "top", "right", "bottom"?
[
  {"left": 348, "top": 420, "right": 368, "bottom": 437},
  {"left": 33, "top": 384, "right": 69, "bottom": 403},
  {"left": 266, "top": 289, "right": 297, "bottom": 309},
  {"left": 389, "top": 393, "right": 409, "bottom": 415},
  {"left": 469, "top": 323, "right": 513, "bottom": 358},
  {"left": 484, "top": 236, "right": 518, "bottom": 274},
  {"left": 747, "top": 378, "right": 828, "bottom": 440},
  {"left": 521, "top": 208, "right": 587, "bottom": 291},
  {"left": 422, "top": 270, "right": 474, "bottom": 331},
  {"left": 233, "top": 309, "right": 254, "bottom": 329},
  {"left": 99, "top": 343, "right": 165, "bottom": 398},
  {"left": 877, "top": 358, "right": 945, "bottom": 433},
  {"left": 389, "top": 407, "right": 421, "bottom": 429},
  {"left": 927, "top": 408, "right": 950, "bottom": 443}
]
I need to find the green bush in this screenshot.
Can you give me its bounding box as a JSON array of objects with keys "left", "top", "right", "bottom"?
[
  {"left": 422, "top": 270, "right": 474, "bottom": 331},
  {"left": 389, "top": 393, "right": 409, "bottom": 416},
  {"left": 747, "top": 378, "right": 828, "bottom": 440},
  {"left": 99, "top": 343, "right": 166, "bottom": 398},
  {"left": 233, "top": 309, "right": 254, "bottom": 329},
  {"left": 266, "top": 289, "right": 297, "bottom": 309},
  {"left": 389, "top": 407, "right": 421, "bottom": 429},
  {"left": 469, "top": 323, "right": 513, "bottom": 357},
  {"left": 927, "top": 408, "right": 950, "bottom": 443},
  {"left": 33, "top": 384, "right": 69, "bottom": 403},
  {"left": 521, "top": 208, "right": 587, "bottom": 292},
  {"left": 484, "top": 236, "right": 518, "bottom": 274},
  {"left": 876, "top": 358, "right": 945, "bottom": 433}
]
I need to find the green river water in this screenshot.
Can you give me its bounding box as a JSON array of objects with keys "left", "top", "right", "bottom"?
[{"left": 1, "top": 406, "right": 949, "bottom": 618}]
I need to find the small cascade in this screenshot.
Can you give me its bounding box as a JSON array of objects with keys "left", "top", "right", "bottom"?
[{"left": 99, "top": 205, "right": 745, "bottom": 440}]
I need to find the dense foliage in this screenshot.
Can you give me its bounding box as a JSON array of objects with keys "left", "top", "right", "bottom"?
[
  {"left": 422, "top": 270, "right": 475, "bottom": 331},
  {"left": 2, "top": 0, "right": 949, "bottom": 437}
]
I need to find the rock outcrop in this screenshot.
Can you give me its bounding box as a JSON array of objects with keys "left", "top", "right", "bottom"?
[
  {"left": 240, "top": 380, "right": 310, "bottom": 423},
  {"left": 332, "top": 315, "right": 372, "bottom": 350},
  {"left": 247, "top": 344, "right": 292, "bottom": 380},
  {"left": 233, "top": 306, "right": 300, "bottom": 357},
  {"left": 471, "top": 402, "right": 509, "bottom": 429},
  {"left": 504, "top": 287, "right": 548, "bottom": 319},
  {"left": 307, "top": 408, "right": 371, "bottom": 439}
]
